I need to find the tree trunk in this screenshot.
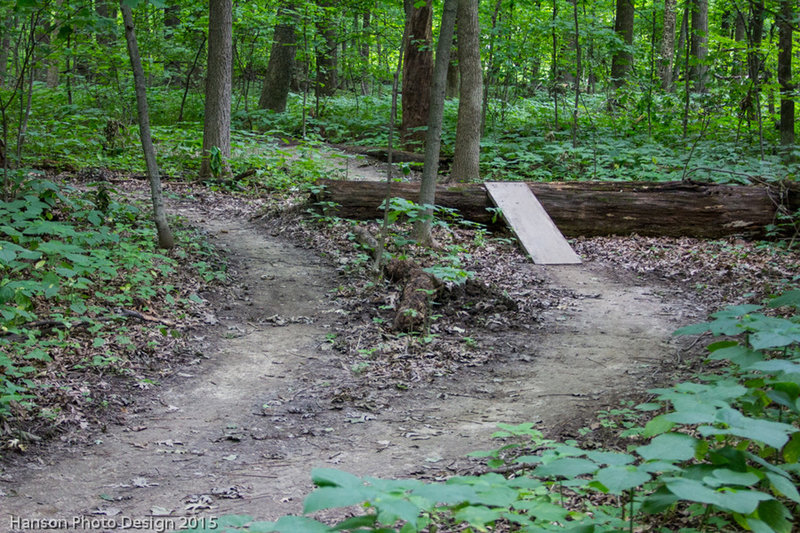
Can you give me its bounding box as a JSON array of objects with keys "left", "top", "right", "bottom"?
[
  {"left": 778, "top": 0, "right": 794, "bottom": 147},
  {"left": 445, "top": 51, "right": 459, "bottom": 98},
  {"left": 450, "top": 0, "right": 482, "bottom": 183},
  {"left": 732, "top": 10, "right": 746, "bottom": 76},
  {"left": 672, "top": 4, "right": 688, "bottom": 83},
  {"left": 315, "top": 1, "right": 338, "bottom": 97},
  {"left": 314, "top": 179, "right": 800, "bottom": 240},
  {"left": 659, "top": 0, "right": 676, "bottom": 91},
  {"left": 120, "top": 3, "right": 174, "bottom": 249},
  {"left": 610, "top": 0, "right": 634, "bottom": 87},
  {"left": 258, "top": 3, "right": 297, "bottom": 113},
  {"left": 414, "top": 0, "right": 457, "bottom": 244},
  {"left": 360, "top": 10, "right": 371, "bottom": 95},
  {"left": 95, "top": 0, "right": 117, "bottom": 46},
  {"left": 401, "top": 0, "right": 434, "bottom": 148},
  {"left": 688, "top": 0, "right": 709, "bottom": 92},
  {"left": 0, "top": 17, "right": 9, "bottom": 87},
  {"left": 199, "top": 0, "right": 233, "bottom": 181}
]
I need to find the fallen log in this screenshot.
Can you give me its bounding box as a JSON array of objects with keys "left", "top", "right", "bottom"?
[
  {"left": 328, "top": 144, "right": 451, "bottom": 168},
  {"left": 313, "top": 179, "right": 799, "bottom": 239}
]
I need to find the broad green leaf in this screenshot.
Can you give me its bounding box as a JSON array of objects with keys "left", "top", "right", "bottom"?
[
  {"left": 453, "top": 505, "right": 503, "bottom": 527},
  {"left": 746, "top": 316, "right": 800, "bottom": 350},
  {"left": 636, "top": 433, "right": 699, "bottom": 462},
  {"left": 703, "top": 468, "right": 759, "bottom": 487},
  {"left": 765, "top": 472, "right": 800, "bottom": 503},
  {"left": 332, "top": 515, "right": 377, "bottom": 531},
  {"left": 310, "top": 468, "right": 363, "bottom": 488},
  {"left": 769, "top": 290, "right": 800, "bottom": 309},
  {"left": 665, "top": 478, "right": 771, "bottom": 514},
  {"left": 374, "top": 496, "right": 422, "bottom": 525},
  {"left": 673, "top": 322, "right": 710, "bottom": 336},
  {"left": 533, "top": 458, "right": 598, "bottom": 478},
  {"left": 303, "top": 486, "right": 375, "bottom": 513},
  {"left": 584, "top": 450, "right": 635, "bottom": 466},
  {"left": 709, "top": 344, "right": 764, "bottom": 367},
  {"left": 754, "top": 499, "right": 794, "bottom": 533},
  {"left": 594, "top": 465, "right": 651, "bottom": 494},
  {"left": 412, "top": 483, "right": 478, "bottom": 505},
  {"left": 511, "top": 500, "right": 569, "bottom": 522},
  {"left": 267, "top": 516, "right": 332, "bottom": 533},
  {"left": 642, "top": 415, "right": 674, "bottom": 437},
  {"left": 698, "top": 408, "right": 796, "bottom": 449},
  {"left": 783, "top": 433, "right": 800, "bottom": 463}
]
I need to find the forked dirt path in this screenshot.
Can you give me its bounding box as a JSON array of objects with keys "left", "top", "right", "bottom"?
[{"left": 1, "top": 196, "right": 698, "bottom": 528}]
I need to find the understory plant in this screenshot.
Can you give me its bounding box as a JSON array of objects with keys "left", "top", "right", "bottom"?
[
  {"left": 0, "top": 173, "right": 224, "bottom": 430},
  {"left": 181, "top": 291, "right": 800, "bottom": 533}
]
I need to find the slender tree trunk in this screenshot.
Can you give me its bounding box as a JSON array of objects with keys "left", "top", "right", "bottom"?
[
  {"left": 732, "top": 10, "right": 746, "bottom": 76},
  {"left": 259, "top": 3, "right": 297, "bottom": 113},
  {"left": 360, "top": 10, "right": 371, "bottom": 95},
  {"left": 673, "top": 4, "right": 688, "bottom": 83},
  {"left": 688, "top": 0, "right": 708, "bottom": 92},
  {"left": 199, "top": 0, "right": 233, "bottom": 181},
  {"left": 121, "top": 3, "right": 174, "bottom": 249},
  {"left": 445, "top": 51, "right": 459, "bottom": 98},
  {"left": 572, "top": 0, "right": 581, "bottom": 146},
  {"left": 481, "top": 0, "right": 502, "bottom": 132},
  {"left": 778, "top": 0, "right": 794, "bottom": 147},
  {"left": 450, "top": 0, "right": 482, "bottom": 183},
  {"left": 0, "top": 17, "right": 12, "bottom": 87},
  {"left": 401, "top": 0, "right": 434, "bottom": 147},
  {"left": 415, "top": 0, "right": 457, "bottom": 244},
  {"left": 610, "top": 0, "right": 634, "bottom": 88},
  {"left": 660, "top": 0, "right": 676, "bottom": 91}
]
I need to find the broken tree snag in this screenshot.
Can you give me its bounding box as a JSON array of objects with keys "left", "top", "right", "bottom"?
[
  {"left": 312, "top": 179, "right": 800, "bottom": 239},
  {"left": 390, "top": 259, "right": 440, "bottom": 332}
]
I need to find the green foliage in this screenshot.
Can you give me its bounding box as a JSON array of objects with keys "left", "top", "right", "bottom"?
[
  {"left": 198, "top": 293, "right": 800, "bottom": 532},
  {"left": 0, "top": 174, "right": 225, "bottom": 424}
]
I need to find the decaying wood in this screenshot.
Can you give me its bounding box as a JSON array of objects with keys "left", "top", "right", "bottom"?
[
  {"left": 386, "top": 259, "right": 439, "bottom": 332},
  {"left": 352, "top": 226, "right": 440, "bottom": 331},
  {"left": 313, "top": 179, "right": 800, "bottom": 239}
]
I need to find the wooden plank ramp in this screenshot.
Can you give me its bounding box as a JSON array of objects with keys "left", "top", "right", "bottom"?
[{"left": 485, "top": 181, "right": 581, "bottom": 265}]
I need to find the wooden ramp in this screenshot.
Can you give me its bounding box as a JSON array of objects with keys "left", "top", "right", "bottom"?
[{"left": 485, "top": 182, "right": 581, "bottom": 265}]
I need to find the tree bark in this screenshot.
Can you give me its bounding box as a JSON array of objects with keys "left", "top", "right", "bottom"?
[
  {"left": 360, "top": 10, "right": 371, "bottom": 95},
  {"left": 610, "top": 0, "right": 634, "bottom": 87},
  {"left": 313, "top": 179, "right": 800, "bottom": 239},
  {"left": 315, "top": 0, "right": 338, "bottom": 97},
  {"left": 688, "top": 0, "right": 709, "bottom": 92},
  {"left": 778, "top": 0, "right": 794, "bottom": 147},
  {"left": 659, "top": 0, "right": 676, "bottom": 91},
  {"left": 121, "top": 3, "right": 174, "bottom": 249},
  {"left": 450, "top": 0, "right": 482, "bottom": 183},
  {"left": 259, "top": 3, "right": 297, "bottom": 113},
  {"left": 199, "top": 0, "right": 233, "bottom": 181},
  {"left": 401, "top": 0, "right": 434, "bottom": 148},
  {"left": 414, "top": 0, "right": 457, "bottom": 244}
]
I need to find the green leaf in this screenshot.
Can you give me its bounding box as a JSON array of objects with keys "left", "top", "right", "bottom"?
[
  {"left": 765, "top": 472, "right": 800, "bottom": 503},
  {"left": 769, "top": 290, "right": 800, "bottom": 309},
  {"left": 783, "top": 432, "right": 800, "bottom": 463},
  {"left": 533, "top": 458, "right": 598, "bottom": 478},
  {"left": 641, "top": 485, "right": 680, "bottom": 514},
  {"left": 267, "top": 516, "right": 332, "bottom": 533},
  {"left": 665, "top": 478, "right": 771, "bottom": 514},
  {"left": 636, "top": 433, "right": 699, "bottom": 462},
  {"left": 584, "top": 450, "right": 635, "bottom": 466},
  {"left": 754, "top": 499, "right": 794, "bottom": 533},
  {"left": 453, "top": 505, "right": 503, "bottom": 527},
  {"left": 595, "top": 465, "right": 651, "bottom": 494},
  {"left": 310, "top": 468, "right": 365, "bottom": 489},
  {"left": 331, "top": 515, "right": 377, "bottom": 531},
  {"left": 642, "top": 415, "right": 674, "bottom": 437},
  {"left": 412, "top": 483, "right": 478, "bottom": 505},
  {"left": 703, "top": 468, "right": 759, "bottom": 487},
  {"left": 512, "top": 500, "right": 569, "bottom": 522},
  {"left": 375, "top": 496, "right": 423, "bottom": 525},
  {"left": 673, "top": 322, "right": 710, "bottom": 336},
  {"left": 303, "top": 486, "right": 375, "bottom": 513},
  {"left": 698, "top": 408, "right": 796, "bottom": 450}
]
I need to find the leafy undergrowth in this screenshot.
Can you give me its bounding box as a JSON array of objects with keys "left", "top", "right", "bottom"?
[
  {"left": 0, "top": 172, "right": 226, "bottom": 452},
  {"left": 182, "top": 293, "right": 800, "bottom": 533}
]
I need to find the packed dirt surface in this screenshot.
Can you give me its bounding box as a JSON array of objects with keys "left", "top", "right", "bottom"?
[{"left": 0, "top": 184, "right": 702, "bottom": 530}]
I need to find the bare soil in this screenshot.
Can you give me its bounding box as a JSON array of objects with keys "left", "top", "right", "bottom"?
[{"left": 0, "top": 189, "right": 702, "bottom": 530}]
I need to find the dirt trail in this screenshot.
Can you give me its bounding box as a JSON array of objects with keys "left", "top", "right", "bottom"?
[{"left": 1, "top": 161, "right": 697, "bottom": 529}]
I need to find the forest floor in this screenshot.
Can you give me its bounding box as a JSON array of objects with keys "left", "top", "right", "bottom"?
[{"left": 1, "top": 148, "right": 797, "bottom": 529}]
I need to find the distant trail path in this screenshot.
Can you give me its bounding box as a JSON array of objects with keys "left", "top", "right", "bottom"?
[{"left": 1, "top": 173, "right": 693, "bottom": 526}]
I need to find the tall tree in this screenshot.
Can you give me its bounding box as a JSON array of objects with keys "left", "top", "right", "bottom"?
[
  {"left": 659, "top": 0, "right": 677, "bottom": 91},
  {"left": 199, "top": 0, "right": 233, "bottom": 181},
  {"left": 315, "top": 1, "right": 338, "bottom": 97},
  {"left": 610, "top": 0, "right": 634, "bottom": 87},
  {"left": 778, "top": 0, "right": 794, "bottom": 147},
  {"left": 401, "top": 0, "right": 434, "bottom": 147},
  {"left": 450, "top": 0, "right": 482, "bottom": 183},
  {"left": 415, "top": 0, "right": 457, "bottom": 245},
  {"left": 120, "top": 3, "right": 174, "bottom": 249},
  {"left": 688, "top": 0, "right": 708, "bottom": 92},
  {"left": 258, "top": 2, "right": 298, "bottom": 113}
]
